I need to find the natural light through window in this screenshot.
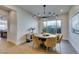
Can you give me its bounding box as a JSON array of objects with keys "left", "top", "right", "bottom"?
[{"left": 43, "top": 20, "right": 61, "bottom": 34}]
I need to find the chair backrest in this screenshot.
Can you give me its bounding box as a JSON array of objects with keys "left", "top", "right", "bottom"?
[
  {"left": 57, "top": 34, "right": 63, "bottom": 43},
  {"left": 32, "top": 34, "right": 42, "bottom": 48},
  {"left": 32, "top": 34, "right": 38, "bottom": 43},
  {"left": 44, "top": 37, "right": 57, "bottom": 48}
]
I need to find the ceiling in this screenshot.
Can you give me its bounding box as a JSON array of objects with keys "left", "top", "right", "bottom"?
[{"left": 18, "top": 5, "right": 72, "bottom": 17}]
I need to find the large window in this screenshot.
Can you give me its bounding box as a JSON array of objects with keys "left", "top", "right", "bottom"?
[{"left": 42, "top": 20, "right": 61, "bottom": 34}]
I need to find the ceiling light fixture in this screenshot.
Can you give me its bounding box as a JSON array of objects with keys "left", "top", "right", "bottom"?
[
  {"left": 33, "top": 5, "right": 58, "bottom": 18},
  {"left": 42, "top": 5, "right": 58, "bottom": 18}
]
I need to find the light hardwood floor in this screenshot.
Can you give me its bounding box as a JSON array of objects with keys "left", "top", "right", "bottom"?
[{"left": 0, "top": 38, "right": 77, "bottom": 54}]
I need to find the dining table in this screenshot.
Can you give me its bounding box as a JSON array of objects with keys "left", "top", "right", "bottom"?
[
  {"left": 34, "top": 33, "right": 57, "bottom": 39},
  {"left": 34, "top": 33, "right": 57, "bottom": 48}
]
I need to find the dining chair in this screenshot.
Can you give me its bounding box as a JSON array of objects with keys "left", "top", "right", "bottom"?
[
  {"left": 32, "top": 34, "right": 42, "bottom": 48},
  {"left": 57, "top": 34, "right": 63, "bottom": 43},
  {"left": 44, "top": 37, "right": 57, "bottom": 51},
  {"left": 57, "top": 34, "right": 63, "bottom": 53}
]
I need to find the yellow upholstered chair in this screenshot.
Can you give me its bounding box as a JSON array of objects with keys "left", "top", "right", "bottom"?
[
  {"left": 57, "top": 34, "right": 63, "bottom": 43},
  {"left": 44, "top": 37, "right": 57, "bottom": 50},
  {"left": 57, "top": 34, "right": 63, "bottom": 53},
  {"left": 32, "top": 34, "right": 42, "bottom": 48}
]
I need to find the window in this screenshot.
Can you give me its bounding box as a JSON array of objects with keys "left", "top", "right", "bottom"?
[
  {"left": 0, "top": 15, "right": 7, "bottom": 30},
  {"left": 42, "top": 20, "right": 61, "bottom": 34}
]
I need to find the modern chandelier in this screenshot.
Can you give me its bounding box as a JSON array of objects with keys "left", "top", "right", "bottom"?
[{"left": 33, "top": 5, "right": 58, "bottom": 18}]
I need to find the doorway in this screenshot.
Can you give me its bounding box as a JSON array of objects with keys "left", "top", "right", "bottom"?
[{"left": 0, "top": 8, "right": 9, "bottom": 40}]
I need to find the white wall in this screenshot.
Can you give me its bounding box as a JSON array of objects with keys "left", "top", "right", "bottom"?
[
  {"left": 58, "top": 14, "right": 69, "bottom": 40},
  {"left": 16, "top": 6, "right": 38, "bottom": 44},
  {"left": 38, "top": 14, "right": 69, "bottom": 40},
  {"left": 8, "top": 10, "right": 17, "bottom": 44},
  {"left": 69, "top": 5, "right": 79, "bottom": 53},
  {"left": 3, "top": 5, "right": 38, "bottom": 45}
]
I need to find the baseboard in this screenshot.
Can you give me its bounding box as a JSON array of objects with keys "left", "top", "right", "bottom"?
[
  {"left": 7, "top": 41, "right": 16, "bottom": 45},
  {"left": 7, "top": 39, "right": 17, "bottom": 45}
]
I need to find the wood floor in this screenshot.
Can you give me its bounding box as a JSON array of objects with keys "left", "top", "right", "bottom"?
[{"left": 0, "top": 38, "right": 77, "bottom": 54}]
